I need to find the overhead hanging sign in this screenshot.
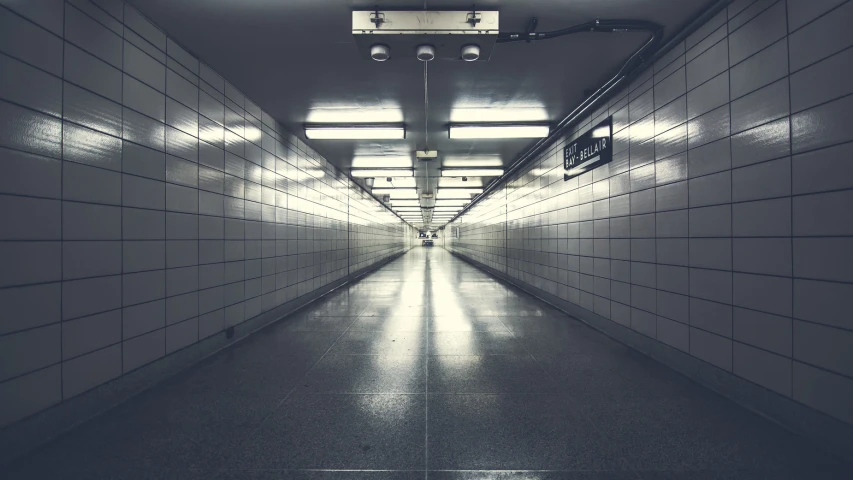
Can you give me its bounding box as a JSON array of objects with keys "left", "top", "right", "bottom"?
[{"left": 564, "top": 116, "right": 613, "bottom": 181}]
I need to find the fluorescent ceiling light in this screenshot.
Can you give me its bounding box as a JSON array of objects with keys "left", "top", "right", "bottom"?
[
  {"left": 304, "top": 124, "right": 405, "bottom": 140},
  {"left": 433, "top": 208, "right": 461, "bottom": 212},
  {"left": 441, "top": 169, "right": 504, "bottom": 177},
  {"left": 437, "top": 190, "right": 481, "bottom": 199},
  {"left": 449, "top": 124, "right": 549, "bottom": 139},
  {"left": 373, "top": 188, "right": 418, "bottom": 199},
  {"left": 351, "top": 169, "right": 413, "bottom": 177},
  {"left": 450, "top": 106, "right": 548, "bottom": 123},
  {"left": 373, "top": 177, "right": 417, "bottom": 188},
  {"left": 443, "top": 157, "right": 503, "bottom": 167},
  {"left": 439, "top": 188, "right": 482, "bottom": 194},
  {"left": 390, "top": 200, "right": 420, "bottom": 206},
  {"left": 352, "top": 156, "right": 413, "bottom": 168},
  {"left": 435, "top": 200, "right": 470, "bottom": 207},
  {"left": 306, "top": 104, "right": 403, "bottom": 124},
  {"left": 440, "top": 177, "right": 483, "bottom": 188},
  {"left": 395, "top": 208, "right": 423, "bottom": 212}
]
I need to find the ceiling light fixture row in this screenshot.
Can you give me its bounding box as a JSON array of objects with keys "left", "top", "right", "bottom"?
[
  {"left": 305, "top": 123, "right": 548, "bottom": 140},
  {"left": 350, "top": 169, "right": 413, "bottom": 177},
  {"left": 448, "top": 123, "right": 550, "bottom": 139},
  {"left": 352, "top": 156, "right": 413, "bottom": 168},
  {"left": 390, "top": 200, "right": 421, "bottom": 206},
  {"left": 441, "top": 168, "right": 504, "bottom": 177},
  {"left": 312, "top": 9, "right": 667, "bottom": 225},
  {"left": 304, "top": 124, "right": 405, "bottom": 140}
]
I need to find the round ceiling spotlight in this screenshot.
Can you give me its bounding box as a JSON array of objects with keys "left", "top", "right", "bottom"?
[
  {"left": 370, "top": 44, "right": 391, "bottom": 61},
  {"left": 460, "top": 44, "right": 480, "bottom": 61},
  {"left": 416, "top": 44, "right": 435, "bottom": 62}
]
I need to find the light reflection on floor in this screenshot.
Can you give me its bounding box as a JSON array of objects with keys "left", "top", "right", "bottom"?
[{"left": 4, "top": 248, "right": 851, "bottom": 479}]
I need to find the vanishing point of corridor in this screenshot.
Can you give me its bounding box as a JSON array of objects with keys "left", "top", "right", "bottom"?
[{"left": 5, "top": 249, "right": 849, "bottom": 479}]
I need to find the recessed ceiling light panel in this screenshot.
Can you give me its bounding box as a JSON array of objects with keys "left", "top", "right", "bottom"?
[
  {"left": 436, "top": 188, "right": 482, "bottom": 199},
  {"left": 352, "top": 156, "right": 413, "bottom": 168},
  {"left": 304, "top": 124, "right": 405, "bottom": 140},
  {"left": 372, "top": 188, "right": 419, "bottom": 199},
  {"left": 441, "top": 169, "right": 504, "bottom": 177},
  {"left": 390, "top": 199, "right": 421, "bottom": 206},
  {"left": 351, "top": 169, "right": 413, "bottom": 177},
  {"left": 448, "top": 124, "right": 549, "bottom": 139},
  {"left": 442, "top": 156, "right": 503, "bottom": 167}
]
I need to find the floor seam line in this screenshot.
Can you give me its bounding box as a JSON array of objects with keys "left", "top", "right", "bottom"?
[{"left": 425, "top": 255, "right": 430, "bottom": 479}]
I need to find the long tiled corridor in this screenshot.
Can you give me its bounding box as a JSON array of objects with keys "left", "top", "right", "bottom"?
[{"left": 5, "top": 249, "right": 850, "bottom": 479}]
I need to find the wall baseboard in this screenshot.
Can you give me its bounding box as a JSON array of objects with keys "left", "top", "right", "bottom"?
[
  {"left": 448, "top": 250, "right": 853, "bottom": 464},
  {"left": 0, "top": 250, "right": 408, "bottom": 465}
]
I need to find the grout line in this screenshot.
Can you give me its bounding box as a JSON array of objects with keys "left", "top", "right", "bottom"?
[
  {"left": 164, "top": 27, "right": 168, "bottom": 356},
  {"left": 784, "top": 0, "right": 851, "bottom": 38},
  {"left": 727, "top": 4, "right": 735, "bottom": 373},
  {"left": 424, "top": 256, "right": 430, "bottom": 479},
  {"left": 195, "top": 48, "right": 201, "bottom": 347},
  {"left": 59, "top": 0, "right": 66, "bottom": 400},
  {"left": 651, "top": 44, "right": 659, "bottom": 343},
  {"left": 119, "top": 1, "right": 125, "bottom": 378},
  {"left": 785, "top": 0, "right": 795, "bottom": 396},
  {"left": 211, "top": 468, "right": 651, "bottom": 473}
]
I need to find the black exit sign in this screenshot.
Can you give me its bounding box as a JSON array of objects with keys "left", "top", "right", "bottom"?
[{"left": 564, "top": 116, "right": 613, "bottom": 181}]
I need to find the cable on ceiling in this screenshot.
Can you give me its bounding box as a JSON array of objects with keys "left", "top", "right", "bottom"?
[{"left": 496, "top": 18, "right": 662, "bottom": 44}]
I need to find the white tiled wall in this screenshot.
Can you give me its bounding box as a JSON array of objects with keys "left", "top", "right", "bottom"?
[
  {"left": 446, "top": 0, "right": 853, "bottom": 426},
  {"left": 0, "top": 0, "right": 414, "bottom": 428}
]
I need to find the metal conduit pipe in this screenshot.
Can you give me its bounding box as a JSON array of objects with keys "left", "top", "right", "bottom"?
[
  {"left": 447, "top": 0, "right": 734, "bottom": 225},
  {"left": 496, "top": 18, "right": 663, "bottom": 44}
]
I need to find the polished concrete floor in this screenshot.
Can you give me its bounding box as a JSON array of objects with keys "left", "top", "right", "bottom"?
[{"left": 4, "top": 249, "right": 851, "bottom": 479}]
